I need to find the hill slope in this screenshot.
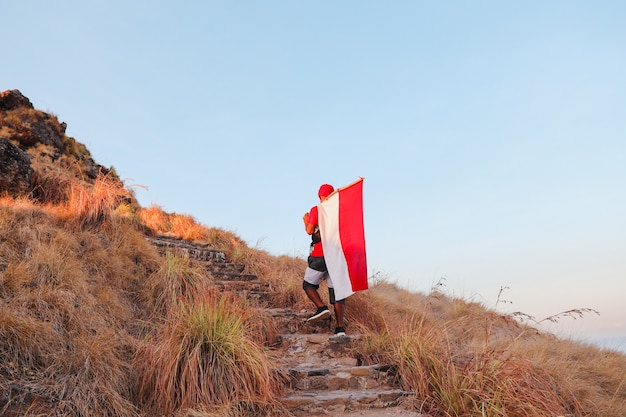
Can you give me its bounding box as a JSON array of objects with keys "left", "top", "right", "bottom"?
[{"left": 1, "top": 90, "right": 625, "bottom": 417}]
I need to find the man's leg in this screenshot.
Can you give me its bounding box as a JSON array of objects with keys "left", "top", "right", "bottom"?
[
  {"left": 303, "top": 268, "right": 330, "bottom": 321},
  {"left": 333, "top": 301, "right": 345, "bottom": 328},
  {"left": 304, "top": 286, "right": 325, "bottom": 308},
  {"left": 328, "top": 287, "right": 346, "bottom": 334}
]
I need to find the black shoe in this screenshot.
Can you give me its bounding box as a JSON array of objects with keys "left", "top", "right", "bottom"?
[
  {"left": 306, "top": 306, "right": 330, "bottom": 322},
  {"left": 334, "top": 327, "right": 346, "bottom": 336}
]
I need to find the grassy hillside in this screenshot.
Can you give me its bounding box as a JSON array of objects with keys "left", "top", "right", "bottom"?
[{"left": 1, "top": 92, "right": 625, "bottom": 416}]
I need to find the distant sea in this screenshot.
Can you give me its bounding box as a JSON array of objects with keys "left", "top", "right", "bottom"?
[
  {"left": 589, "top": 336, "right": 626, "bottom": 354},
  {"left": 538, "top": 322, "right": 626, "bottom": 355}
]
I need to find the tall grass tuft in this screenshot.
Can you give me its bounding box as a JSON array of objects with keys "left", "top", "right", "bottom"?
[
  {"left": 137, "top": 204, "right": 172, "bottom": 233},
  {"left": 169, "top": 213, "right": 209, "bottom": 241},
  {"left": 133, "top": 289, "right": 279, "bottom": 415},
  {"left": 62, "top": 171, "right": 130, "bottom": 228},
  {"left": 144, "top": 250, "right": 205, "bottom": 316}
]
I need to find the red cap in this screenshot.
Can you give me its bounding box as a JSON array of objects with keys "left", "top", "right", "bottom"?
[{"left": 318, "top": 184, "right": 334, "bottom": 198}]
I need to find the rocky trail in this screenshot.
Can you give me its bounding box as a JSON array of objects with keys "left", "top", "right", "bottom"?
[{"left": 148, "top": 235, "right": 427, "bottom": 417}]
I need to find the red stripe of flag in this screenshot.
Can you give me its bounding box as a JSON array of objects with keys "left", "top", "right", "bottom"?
[{"left": 338, "top": 178, "right": 368, "bottom": 291}]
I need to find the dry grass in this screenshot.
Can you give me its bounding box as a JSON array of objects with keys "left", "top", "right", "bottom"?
[
  {"left": 138, "top": 204, "right": 249, "bottom": 255},
  {"left": 0, "top": 199, "right": 148, "bottom": 416},
  {"left": 130, "top": 200, "right": 626, "bottom": 416},
  {"left": 133, "top": 288, "right": 280, "bottom": 416},
  {"left": 348, "top": 280, "right": 626, "bottom": 417},
  {"left": 1, "top": 190, "right": 625, "bottom": 416},
  {"left": 143, "top": 249, "right": 206, "bottom": 316},
  {"left": 137, "top": 204, "right": 308, "bottom": 307},
  {"left": 1, "top": 192, "right": 286, "bottom": 416},
  {"left": 60, "top": 171, "right": 132, "bottom": 229}
]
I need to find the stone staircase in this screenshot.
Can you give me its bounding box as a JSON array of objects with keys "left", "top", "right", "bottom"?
[
  {"left": 147, "top": 235, "right": 423, "bottom": 416},
  {"left": 146, "top": 235, "right": 273, "bottom": 305},
  {"left": 274, "top": 329, "right": 413, "bottom": 415}
]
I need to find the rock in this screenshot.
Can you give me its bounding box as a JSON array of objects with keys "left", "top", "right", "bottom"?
[
  {"left": 6, "top": 109, "right": 66, "bottom": 151},
  {"left": 0, "top": 138, "right": 34, "bottom": 195},
  {"left": 1, "top": 89, "right": 108, "bottom": 181},
  {"left": 1, "top": 90, "right": 65, "bottom": 151},
  {"left": 0, "top": 89, "right": 34, "bottom": 111}
]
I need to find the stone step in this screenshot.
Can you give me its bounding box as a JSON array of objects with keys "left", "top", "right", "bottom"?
[
  {"left": 278, "top": 332, "right": 362, "bottom": 347},
  {"left": 261, "top": 308, "right": 338, "bottom": 334},
  {"left": 277, "top": 333, "right": 363, "bottom": 362},
  {"left": 202, "top": 263, "right": 247, "bottom": 275},
  {"left": 210, "top": 270, "right": 258, "bottom": 281},
  {"left": 147, "top": 237, "right": 261, "bottom": 285},
  {"left": 146, "top": 237, "right": 226, "bottom": 262},
  {"left": 214, "top": 280, "right": 270, "bottom": 292},
  {"left": 280, "top": 364, "right": 398, "bottom": 391},
  {"left": 237, "top": 290, "right": 272, "bottom": 305},
  {"left": 280, "top": 388, "right": 413, "bottom": 415},
  {"left": 212, "top": 288, "right": 273, "bottom": 307}
]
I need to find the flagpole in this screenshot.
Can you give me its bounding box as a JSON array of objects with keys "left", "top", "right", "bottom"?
[{"left": 325, "top": 177, "right": 364, "bottom": 199}]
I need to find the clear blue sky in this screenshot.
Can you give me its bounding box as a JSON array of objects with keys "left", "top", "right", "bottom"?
[{"left": 4, "top": 1, "right": 625, "bottom": 350}]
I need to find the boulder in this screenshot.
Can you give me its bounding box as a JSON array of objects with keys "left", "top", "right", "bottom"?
[
  {"left": 0, "top": 89, "right": 34, "bottom": 111},
  {"left": 19, "top": 111, "right": 66, "bottom": 150},
  {"left": 1, "top": 89, "right": 66, "bottom": 151},
  {"left": 0, "top": 138, "right": 34, "bottom": 195}
]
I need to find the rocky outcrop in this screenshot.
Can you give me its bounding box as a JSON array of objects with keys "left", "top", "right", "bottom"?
[
  {"left": 0, "top": 89, "right": 33, "bottom": 111},
  {"left": 13, "top": 110, "right": 66, "bottom": 150},
  {"left": 0, "top": 89, "right": 112, "bottom": 197},
  {"left": 0, "top": 90, "right": 66, "bottom": 151},
  {"left": 0, "top": 138, "right": 34, "bottom": 195}
]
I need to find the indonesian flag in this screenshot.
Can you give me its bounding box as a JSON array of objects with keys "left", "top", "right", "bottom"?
[{"left": 318, "top": 178, "right": 368, "bottom": 301}]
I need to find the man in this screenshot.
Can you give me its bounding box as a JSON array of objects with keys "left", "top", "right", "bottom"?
[{"left": 302, "top": 183, "right": 346, "bottom": 336}]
